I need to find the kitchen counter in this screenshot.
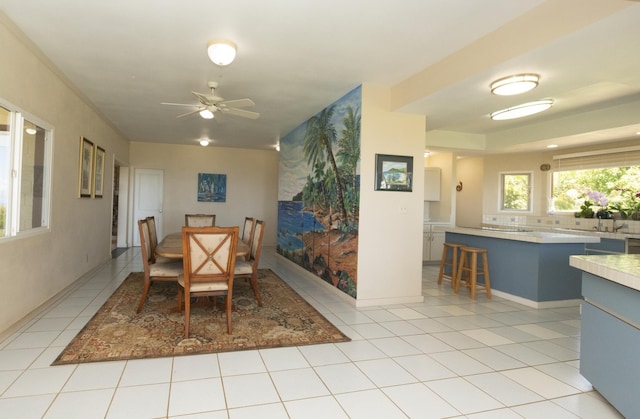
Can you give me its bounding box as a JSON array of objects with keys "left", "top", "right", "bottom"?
[
  {"left": 445, "top": 228, "right": 596, "bottom": 306},
  {"left": 569, "top": 254, "right": 640, "bottom": 291},
  {"left": 446, "top": 226, "right": 600, "bottom": 244},
  {"left": 570, "top": 254, "right": 640, "bottom": 418}
]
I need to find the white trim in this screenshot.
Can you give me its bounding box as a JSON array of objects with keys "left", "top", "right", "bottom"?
[
  {"left": 490, "top": 288, "right": 581, "bottom": 309},
  {"left": 553, "top": 145, "right": 640, "bottom": 160}
]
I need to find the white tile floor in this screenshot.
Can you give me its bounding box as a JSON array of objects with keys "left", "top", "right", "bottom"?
[{"left": 0, "top": 247, "right": 624, "bottom": 418}]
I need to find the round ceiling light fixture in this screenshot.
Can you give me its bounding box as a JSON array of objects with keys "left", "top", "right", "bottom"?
[
  {"left": 199, "top": 139, "right": 210, "bottom": 147},
  {"left": 207, "top": 39, "right": 237, "bottom": 66},
  {"left": 490, "top": 74, "right": 540, "bottom": 96},
  {"left": 490, "top": 99, "right": 553, "bottom": 121}
]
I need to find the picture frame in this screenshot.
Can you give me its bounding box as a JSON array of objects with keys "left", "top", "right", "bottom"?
[
  {"left": 93, "top": 145, "right": 105, "bottom": 198},
  {"left": 374, "top": 154, "right": 413, "bottom": 192},
  {"left": 78, "top": 136, "right": 94, "bottom": 198},
  {"left": 197, "top": 173, "right": 227, "bottom": 202}
]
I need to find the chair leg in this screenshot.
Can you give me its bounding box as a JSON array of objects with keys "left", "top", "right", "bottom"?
[
  {"left": 225, "top": 295, "right": 233, "bottom": 334},
  {"left": 470, "top": 252, "right": 478, "bottom": 300},
  {"left": 184, "top": 292, "right": 191, "bottom": 339},
  {"left": 136, "top": 279, "right": 152, "bottom": 313},
  {"left": 482, "top": 252, "right": 492, "bottom": 299},
  {"left": 250, "top": 274, "right": 262, "bottom": 306}
]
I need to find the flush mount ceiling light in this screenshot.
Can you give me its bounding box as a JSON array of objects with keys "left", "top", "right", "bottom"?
[
  {"left": 199, "top": 109, "right": 214, "bottom": 119},
  {"left": 490, "top": 74, "right": 539, "bottom": 96},
  {"left": 490, "top": 99, "right": 553, "bottom": 121},
  {"left": 25, "top": 127, "right": 37, "bottom": 135},
  {"left": 199, "top": 139, "right": 210, "bottom": 146},
  {"left": 207, "top": 39, "right": 237, "bottom": 66}
]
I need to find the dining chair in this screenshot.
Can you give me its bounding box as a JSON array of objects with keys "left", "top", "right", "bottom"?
[
  {"left": 234, "top": 220, "right": 265, "bottom": 306},
  {"left": 185, "top": 214, "right": 216, "bottom": 227},
  {"left": 241, "top": 217, "right": 255, "bottom": 260},
  {"left": 136, "top": 219, "right": 183, "bottom": 313},
  {"left": 178, "top": 225, "right": 239, "bottom": 338}
]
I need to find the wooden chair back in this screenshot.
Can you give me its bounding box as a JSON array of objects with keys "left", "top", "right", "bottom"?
[
  {"left": 185, "top": 214, "right": 216, "bottom": 227},
  {"left": 146, "top": 216, "right": 158, "bottom": 262},
  {"left": 241, "top": 216, "right": 255, "bottom": 245},
  {"left": 180, "top": 226, "right": 239, "bottom": 337}
]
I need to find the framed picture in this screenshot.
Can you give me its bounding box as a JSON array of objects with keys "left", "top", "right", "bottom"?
[
  {"left": 78, "top": 137, "right": 94, "bottom": 198},
  {"left": 197, "top": 173, "right": 227, "bottom": 202},
  {"left": 93, "top": 145, "right": 105, "bottom": 198},
  {"left": 374, "top": 154, "right": 413, "bottom": 191}
]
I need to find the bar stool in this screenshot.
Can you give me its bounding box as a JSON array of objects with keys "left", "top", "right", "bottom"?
[
  {"left": 437, "top": 242, "right": 464, "bottom": 288},
  {"left": 455, "top": 246, "right": 491, "bottom": 300}
]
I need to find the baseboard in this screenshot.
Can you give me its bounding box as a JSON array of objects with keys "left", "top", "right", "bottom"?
[{"left": 490, "top": 289, "right": 582, "bottom": 309}]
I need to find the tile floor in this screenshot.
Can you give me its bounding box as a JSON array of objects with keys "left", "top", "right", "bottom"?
[{"left": 0, "top": 247, "right": 624, "bottom": 418}]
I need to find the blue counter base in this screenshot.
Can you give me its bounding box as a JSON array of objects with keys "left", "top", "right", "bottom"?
[
  {"left": 446, "top": 233, "right": 584, "bottom": 302},
  {"left": 580, "top": 272, "right": 640, "bottom": 418}
]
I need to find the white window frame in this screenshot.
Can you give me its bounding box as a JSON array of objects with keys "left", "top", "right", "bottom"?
[
  {"left": 498, "top": 171, "right": 533, "bottom": 213},
  {"left": 1, "top": 99, "right": 53, "bottom": 240}
]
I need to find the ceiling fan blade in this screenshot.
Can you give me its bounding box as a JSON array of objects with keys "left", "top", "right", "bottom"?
[
  {"left": 192, "top": 91, "right": 213, "bottom": 106},
  {"left": 218, "top": 98, "right": 255, "bottom": 108},
  {"left": 221, "top": 107, "right": 260, "bottom": 119},
  {"left": 176, "top": 108, "right": 203, "bottom": 118},
  {"left": 161, "top": 102, "right": 197, "bottom": 107}
]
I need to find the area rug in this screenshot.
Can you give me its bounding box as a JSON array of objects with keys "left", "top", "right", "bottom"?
[{"left": 52, "top": 269, "right": 350, "bottom": 365}]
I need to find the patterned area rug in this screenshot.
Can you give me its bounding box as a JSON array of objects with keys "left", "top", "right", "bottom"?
[{"left": 52, "top": 269, "right": 350, "bottom": 365}]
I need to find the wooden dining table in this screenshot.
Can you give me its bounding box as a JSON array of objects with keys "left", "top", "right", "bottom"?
[{"left": 155, "top": 232, "right": 250, "bottom": 259}]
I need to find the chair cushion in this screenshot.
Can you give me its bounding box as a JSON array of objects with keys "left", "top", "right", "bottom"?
[
  {"left": 234, "top": 260, "right": 253, "bottom": 275},
  {"left": 149, "top": 260, "right": 183, "bottom": 277},
  {"left": 155, "top": 256, "right": 177, "bottom": 264},
  {"left": 178, "top": 275, "right": 229, "bottom": 292}
]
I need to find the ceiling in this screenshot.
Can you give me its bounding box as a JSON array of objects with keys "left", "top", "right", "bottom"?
[{"left": 2, "top": 0, "right": 640, "bottom": 154}]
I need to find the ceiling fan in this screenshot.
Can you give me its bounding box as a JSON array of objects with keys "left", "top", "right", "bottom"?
[{"left": 161, "top": 81, "right": 259, "bottom": 120}]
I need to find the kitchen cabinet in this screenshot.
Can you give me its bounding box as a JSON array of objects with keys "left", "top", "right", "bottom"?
[
  {"left": 585, "top": 238, "right": 625, "bottom": 255},
  {"left": 423, "top": 224, "right": 446, "bottom": 261},
  {"left": 570, "top": 257, "right": 640, "bottom": 419},
  {"left": 424, "top": 167, "right": 441, "bottom": 201}
]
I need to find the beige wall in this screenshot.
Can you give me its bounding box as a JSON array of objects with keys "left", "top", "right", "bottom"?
[
  {"left": 129, "top": 142, "right": 279, "bottom": 245},
  {"left": 0, "top": 16, "right": 130, "bottom": 335},
  {"left": 356, "top": 84, "right": 425, "bottom": 306},
  {"left": 456, "top": 157, "right": 484, "bottom": 227}
]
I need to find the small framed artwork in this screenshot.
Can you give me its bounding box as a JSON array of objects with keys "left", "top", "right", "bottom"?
[
  {"left": 93, "top": 145, "right": 105, "bottom": 198},
  {"left": 78, "top": 136, "right": 94, "bottom": 198},
  {"left": 197, "top": 173, "right": 227, "bottom": 202},
  {"left": 374, "top": 154, "right": 413, "bottom": 191}
]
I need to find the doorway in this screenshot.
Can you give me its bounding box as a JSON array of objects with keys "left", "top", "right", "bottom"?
[{"left": 133, "top": 168, "right": 164, "bottom": 246}]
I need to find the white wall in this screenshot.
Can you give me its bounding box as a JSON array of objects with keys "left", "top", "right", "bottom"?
[
  {"left": 129, "top": 142, "right": 279, "bottom": 245},
  {"left": 356, "top": 84, "right": 425, "bottom": 306},
  {"left": 0, "top": 15, "right": 130, "bottom": 335}
]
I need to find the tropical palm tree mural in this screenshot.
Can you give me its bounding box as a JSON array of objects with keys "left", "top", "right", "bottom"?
[
  {"left": 277, "top": 86, "right": 361, "bottom": 298},
  {"left": 303, "top": 106, "right": 349, "bottom": 225}
]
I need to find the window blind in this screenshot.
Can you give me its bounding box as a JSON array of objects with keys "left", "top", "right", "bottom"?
[{"left": 552, "top": 145, "right": 640, "bottom": 170}]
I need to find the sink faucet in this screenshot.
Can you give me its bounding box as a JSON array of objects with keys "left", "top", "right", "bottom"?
[
  {"left": 594, "top": 217, "right": 602, "bottom": 232},
  {"left": 613, "top": 219, "right": 628, "bottom": 232}
]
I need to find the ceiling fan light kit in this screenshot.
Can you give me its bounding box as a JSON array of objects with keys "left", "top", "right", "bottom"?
[
  {"left": 490, "top": 99, "right": 553, "bottom": 121},
  {"left": 207, "top": 39, "right": 237, "bottom": 66},
  {"left": 199, "top": 109, "right": 214, "bottom": 119},
  {"left": 490, "top": 74, "right": 539, "bottom": 96}
]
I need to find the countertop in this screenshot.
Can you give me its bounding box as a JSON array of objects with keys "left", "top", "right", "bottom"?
[
  {"left": 570, "top": 254, "right": 640, "bottom": 292},
  {"left": 445, "top": 226, "right": 601, "bottom": 244}
]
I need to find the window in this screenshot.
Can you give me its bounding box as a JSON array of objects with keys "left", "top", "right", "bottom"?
[
  {"left": 500, "top": 172, "right": 532, "bottom": 212},
  {"left": 550, "top": 146, "right": 640, "bottom": 214},
  {"left": 0, "top": 103, "right": 52, "bottom": 238}
]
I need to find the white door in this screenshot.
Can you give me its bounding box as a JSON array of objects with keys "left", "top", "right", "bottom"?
[{"left": 133, "top": 169, "right": 164, "bottom": 246}]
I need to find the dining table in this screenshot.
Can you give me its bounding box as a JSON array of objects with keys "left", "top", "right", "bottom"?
[{"left": 155, "top": 231, "right": 250, "bottom": 259}]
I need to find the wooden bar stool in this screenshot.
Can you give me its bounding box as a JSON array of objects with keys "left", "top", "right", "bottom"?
[
  {"left": 455, "top": 246, "right": 491, "bottom": 300},
  {"left": 437, "top": 242, "right": 464, "bottom": 288}
]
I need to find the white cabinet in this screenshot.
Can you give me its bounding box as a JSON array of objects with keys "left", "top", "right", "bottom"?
[
  {"left": 424, "top": 167, "right": 441, "bottom": 201},
  {"left": 423, "top": 225, "right": 446, "bottom": 261}
]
